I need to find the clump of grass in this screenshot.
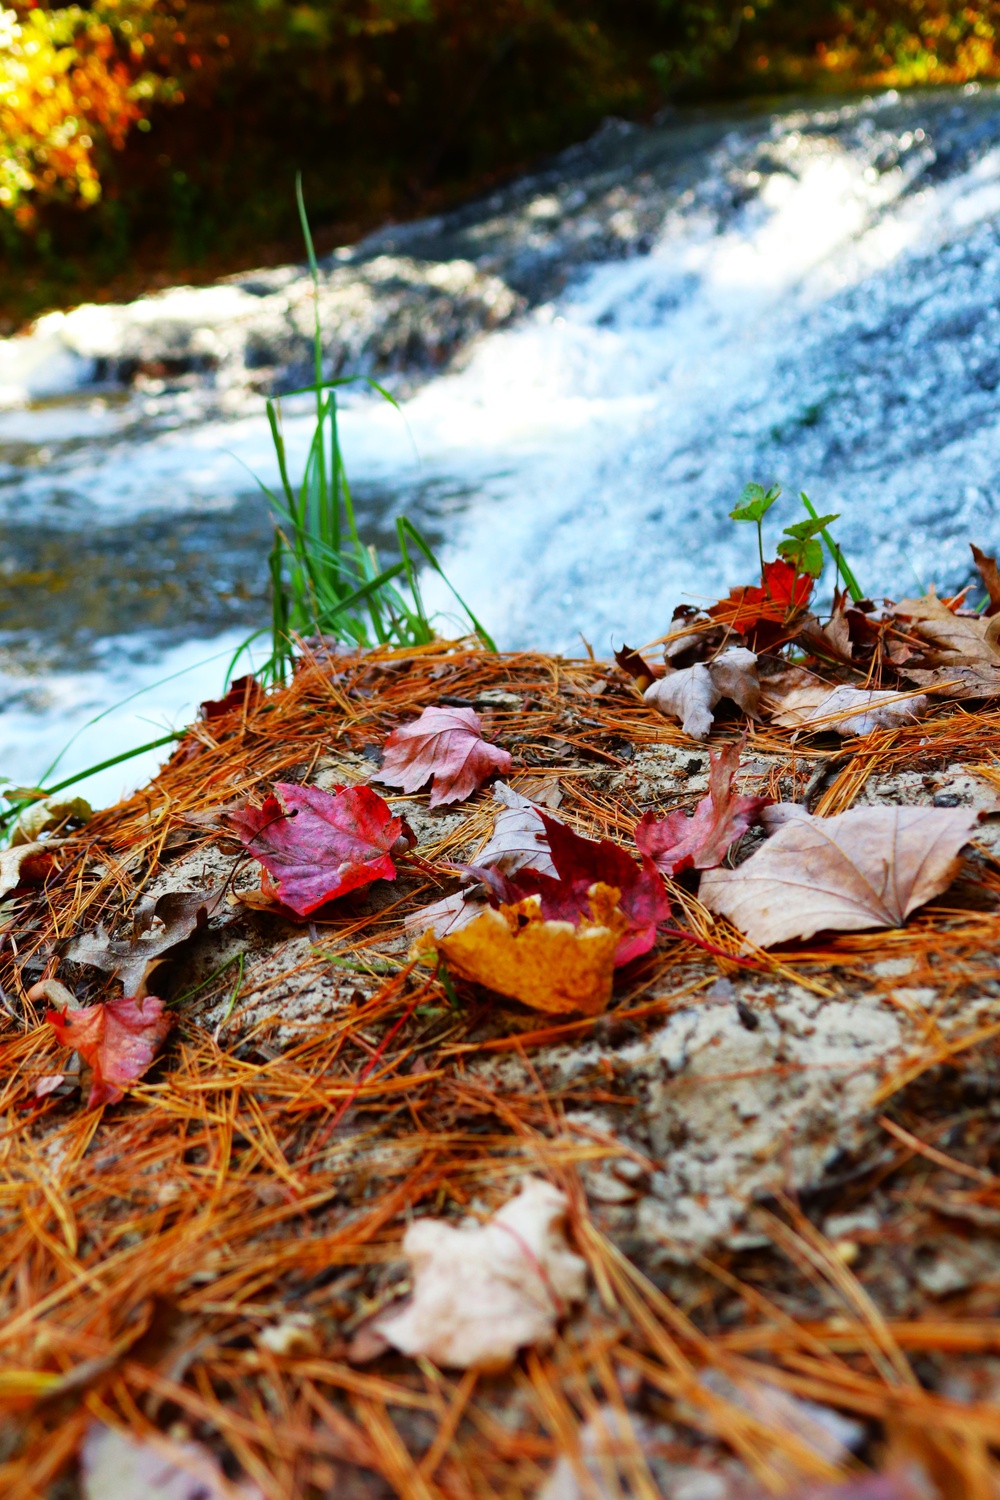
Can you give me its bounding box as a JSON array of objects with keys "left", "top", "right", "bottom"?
[{"left": 243, "top": 177, "right": 494, "bottom": 686}]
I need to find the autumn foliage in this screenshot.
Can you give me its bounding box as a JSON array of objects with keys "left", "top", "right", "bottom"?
[{"left": 8, "top": 1, "right": 1000, "bottom": 315}]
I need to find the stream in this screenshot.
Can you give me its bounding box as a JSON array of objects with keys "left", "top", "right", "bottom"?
[{"left": 4, "top": 85, "right": 1000, "bottom": 803}]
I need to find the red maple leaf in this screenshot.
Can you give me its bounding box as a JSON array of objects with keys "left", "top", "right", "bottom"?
[
  {"left": 376, "top": 705, "right": 512, "bottom": 808},
  {"left": 47, "top": 996, "right": 172, "bottom": 1108},
  {"left": 474, "top": 812, "right": 671, "bottom": 967},
  {"left": 708, "top": 559, "right": 814, "bottom": 645},
  {"left": 634, "top": 743, "right": 771, "bottom": 878},
  {"left": 227, "top": 782, "right": 412, "bottom": 916}
]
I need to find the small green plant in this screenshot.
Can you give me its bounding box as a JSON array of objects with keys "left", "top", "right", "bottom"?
[
  {"left": 241, "top": 176, "right": 494, "bottom": 686},
  {"left": 729, "top": 482, "right": 864, "bottom": 602}
]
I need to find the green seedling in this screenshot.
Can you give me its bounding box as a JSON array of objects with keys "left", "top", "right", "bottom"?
[
  {"left": 777, "top": 512, "right": 839, "bottom": 578},
  {"left": 729, "top": 481, "right": 782, "bottom": 583}
]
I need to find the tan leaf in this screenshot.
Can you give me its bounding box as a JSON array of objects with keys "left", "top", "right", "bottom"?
[
  {"left": 10, "top": 794, "right": 92, "bottom": 846},
  {"left": 404, "top": 889, "right": 487, "bottom": 939},
  {"left": 81, "top": 1423, "right": 262, "bottom": 1500},
  {"left": 893, "top": 591, "right": 1000, "bottom": 664},
  {"left": 972, "top": 543, "right": 1000, "bottom": 614},
  {"left": 0, "top": 841, "right": 53, "bottom": 901},
  {"left": 902, "top": 664, "right": 1000, "bottom": 701},
  {"left": 700, "top": 805, "right": 979, "bottom": 947},
  {"left": 473, "top": 781, "right": 559, "bottom": 878},
  {"left": 644, "top": 648, "right": 759, "bottom": 741},
  {"left": 372, "top": 1177, "right": 587, "bottom": 1370},
  {"left": 412, "top": 884, "right": 628, "bottom": 1015},
  {"left": 765, "top": 674, "right": 928, "bottom": 736}
]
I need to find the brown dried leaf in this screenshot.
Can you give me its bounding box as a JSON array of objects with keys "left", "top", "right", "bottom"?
[
  {"left": 765, "top": 673, "right": 928, "bottom": 736},
  {"left": 63, "top": 890, "right": 220, "bottom": 998},
  {"left": 971, "top": 543, "right": 1000, "bottom": 614},
  {"left": 700, "top": 805, "right": 979, "bottom": 947},
  {"left": 0, "top": 841, "right": 54, "bottom": 901},
  {"left": 644, "top": 648, "right": 759, "bottom": 741},
  {"left": 473, "top": 781, "right": 559, "bottom": 878},
  {"left": 893, "top": 590, "right": 1000, "bottom": 664},
  {"left": 372, "top": 1177, "right": 587, "bottom": 1370},
  {"left": 902, "top": 664, "right": 1000, "bottom": 701}
]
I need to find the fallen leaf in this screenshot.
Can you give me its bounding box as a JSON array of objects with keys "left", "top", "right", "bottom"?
[
  {"left": 372, "top": 1177, "right": 587, "bottom": 1370},
  {"left": 10, "top": 795, "right": 91, "bottom": 846},
  {"left": 893, "top": 590, "right": 1000, "bottom": 664},
  {"left": 971, "top": 543, "right": 1000, "bottom": 615},
  {"left": 644, "top": 648, "right": 759, "bottom": 741},
  {"left": 476, "top": 812, "right": 671, "bottom": 966},
  {"left": 199, "top": 673, "right": 263, "bottom": 722},
  {"left": 0, "top": 841, "right": 53, "bottom": 901},
  {"left": 765, "top": 679, "right": 929, "bottom": 736},
  {"left": 63, "top": 889, "right": 220, "bottom": 998},
  {"left": 539, "top": 1406, "right": 654, "bottom": 1500},
  {"left": 375, "top": 704, "right": 512, "bottom": 807},
  {"left": 700, "top": 805, "right": 979, "bottom": 947},
  {"left": 47, "top": 995, "right": 173, "bottom": 1108},
  {"left": 902, "top": 664, "right": 1000, "bottom": 701},
  {"left": 613, "top": 644, "right": 655, "bottom": 692},
  {"left": 635, "top": 744, "right": 770, "bottom": 876},
  {"left": 473, "top": 782, "right": 559, "bottom": 878},
  {"left": 413, "top": 884, "right": 627, "bottom": 1015},
  {"left": 404, "top": 888, "right": 488, "bottom": 939},
  {"left": 81, "top": 1422, "right": 262, "bottom": 1500},
  {"left": 708, "top": 559, "right": 814, "bottom": 642},
  {"left": 225, "top": 783, "right": 412, "bottom": 917}
]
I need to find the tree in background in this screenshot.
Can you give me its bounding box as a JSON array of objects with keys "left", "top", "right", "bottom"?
[{"left": 6, "top": 0, "right": 1000, "bottom": 317}]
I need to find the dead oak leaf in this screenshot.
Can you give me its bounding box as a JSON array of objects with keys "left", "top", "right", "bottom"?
[
  {"left": 635, "top": 744, "right": 770, "bottom": 877},
  {"left": 972, "top": 543, "right": 1000, "bottom": 615},
  {"left": 47, "top": 995, "right": 173, "bottom": 1109},
  {"left": 764, "top": 671, "right": 929, "bottom": 736},
  {"left": 225, "top": 783, "right": 412, "bottom": 917},
  {"left": 376, "top": 704, "right": 512, "bottom": 807},
  {"left": 413, "top": 884, "right": 628, "bottom": 1015},
  {"left": 893, "top": 590, "right": 1000, "bottom": 664},
  {"left": 644, "top": 648, "right": 760, "bottom": 741},
  {"left": 371, "top": 1177, "right": 587, "bottom": 1371},
  {"left": 902, "top": 664, "right": 1000, "bottom": 701},
  {"left": 700, "top": 805, "right": 979, "bottom": 947},
  {"left": 62, "top": 889, "right": 220, "bottom": 998}
]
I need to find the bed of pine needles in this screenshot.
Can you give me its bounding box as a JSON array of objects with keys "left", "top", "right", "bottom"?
[{"left": 2, "top": 640, "right": 1000, "bottom": 1498}]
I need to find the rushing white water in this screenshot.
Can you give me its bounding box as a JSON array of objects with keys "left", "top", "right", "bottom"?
[{"left": 4, "top": 86, "right": 1000, "bottom": 801}]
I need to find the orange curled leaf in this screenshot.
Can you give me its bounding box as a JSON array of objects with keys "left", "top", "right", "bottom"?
[
  {"left": 47, "top": 996, "right": 172, "bottom": 1109},
  {"left": 414, "top": 884, "right": 628, "bottom": 1015},
  {"left": 376, "top": 705, "right": 512, "bottom": 807}
]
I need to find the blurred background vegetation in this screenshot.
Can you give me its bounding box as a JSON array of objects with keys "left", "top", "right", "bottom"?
[{"left": 4, "top": 0, "right": 1000, "bottom": 326}]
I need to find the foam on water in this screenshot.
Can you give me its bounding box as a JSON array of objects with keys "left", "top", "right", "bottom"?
[{"left": 3, "top": 89, "right": 1000, "bottom": 797}]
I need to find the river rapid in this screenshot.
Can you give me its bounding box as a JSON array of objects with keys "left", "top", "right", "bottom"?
[{"left": 3, "top": 86, "right": 1000, "bottom": 802}]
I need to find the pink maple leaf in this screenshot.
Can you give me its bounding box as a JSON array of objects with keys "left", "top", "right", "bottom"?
[
  {"left": 226, "top": 782, "right": 412, "bottom": 916},
  {"left": 376, "top": 705, "right": 512, "bottom": 808},
  {"left": 634, "top": 743, "right": 770, "bottom": 878},
  {"left": 47, "top": 996, "right": 172, "bottom": 1108}
]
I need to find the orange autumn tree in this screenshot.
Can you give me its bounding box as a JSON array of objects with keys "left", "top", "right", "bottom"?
[{"left": 0, "top": 2, "right": 171, "bottom": 223}]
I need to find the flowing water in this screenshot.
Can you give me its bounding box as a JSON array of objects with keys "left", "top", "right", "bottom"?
[{"left": 4, "top": 85, "right": 1000, "bottom": 802}]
